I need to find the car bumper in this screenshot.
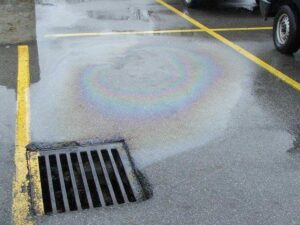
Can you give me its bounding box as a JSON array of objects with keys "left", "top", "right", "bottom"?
[{"left": 259, "top": 0, "right": 272, "bottom": 18}]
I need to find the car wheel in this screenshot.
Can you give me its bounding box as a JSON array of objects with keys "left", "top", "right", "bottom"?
[
  {"left": 183, "top": 0, "right": 199, "bottom": 8},
  {"left": 273, "top": 5, "right": 300, "bottom": 54}
]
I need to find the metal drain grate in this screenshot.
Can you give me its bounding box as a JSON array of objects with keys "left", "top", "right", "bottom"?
[{"left": 27, "top": 141, "right": 146, "bottom": 215}]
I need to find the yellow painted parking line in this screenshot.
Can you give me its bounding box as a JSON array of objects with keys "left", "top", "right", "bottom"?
[
  {"left": 28, "top": 151, "right": 44, "bottom": 216},
  {"left": 157, "top": 0, "right": 300, "bottom": 91},
  {"left": 213, "top": 26, "right": 272, "bottom": 31},
  {"left": 13, "top": 46, "right": 36, "bottom": 225},
  {"left": 44, "top": 26, "right": 272, "bottom": 38},
  {"left": 44, "top": 29, "right": 203, "bottom": 38}
]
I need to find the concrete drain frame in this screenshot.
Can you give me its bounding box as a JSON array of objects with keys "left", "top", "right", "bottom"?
[{"left": 27, "top": 139, "right": 149, "bottom": 215}]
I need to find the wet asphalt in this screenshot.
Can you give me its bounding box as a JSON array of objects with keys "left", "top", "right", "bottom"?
[
  {"left": 0, "top": 44, "right": 17, "bottom": 225},
  {"left": 0, "top": 0, "right": 300, "bottom": 224},
  {"left": 0, "top": 42, "right": 39, "bottom": 225}
]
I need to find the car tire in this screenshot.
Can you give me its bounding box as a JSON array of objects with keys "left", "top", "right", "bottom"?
[
  {"left": 183, "top": 0, "right": 199, "bottom": 8},
  {"left": 273, "top": 5, "right": 300, "bottom": 54}
]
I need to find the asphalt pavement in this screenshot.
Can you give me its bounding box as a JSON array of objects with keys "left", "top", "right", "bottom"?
[
  {"left": 1, "top": 0, "right": 300, "bottom": 224},
  {"left": 0, "top": 42, "right": 39, "bottom": 225}
]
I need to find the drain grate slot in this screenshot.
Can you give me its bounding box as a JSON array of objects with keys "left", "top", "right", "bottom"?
[
  {"left": 38, "top": 156, "right": 52, "bottom": 214},
  {"left": 112, "top": 149, "right": 136, "bottom": 202},
  {"left": 70, "top": 153, "right": 90, "bottom": 210},
  {"left": 29, "top": 141, "right": 146, "bottom": 215},
  {"left": 91, "top": 150, "right": 114, "bottom": 206},
  {"left": 102, "top": 150, "right": 125, "bottom": 204},
  {"left": 60, "top": 154, "right": 77, "bottom": 211},
  {"left": 49, "top": 155, "right": 66, "bottom": 213}
]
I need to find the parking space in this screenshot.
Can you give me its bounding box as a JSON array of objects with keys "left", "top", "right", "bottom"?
[
  {"left": 6, "top": 0, "right": 300, "bottom": 225},
  {"left": 36, "top": 0, "right": 195, "bottom": 36},
  {"left": 221, "top": 30, "right": 300, "bottom": 82},
  {"left": 170, "top": 0, "right": 272, "bottom": 28},
  {"left": 168, "top": 1, "right": 300, "bottom": 83}
]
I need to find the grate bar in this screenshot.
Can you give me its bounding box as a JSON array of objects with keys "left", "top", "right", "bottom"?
[
  {"left": 56, "top": 154, "right": 70, "bottom": 212},
  {"left": 107, "top": 150, "right": 129, "bottom": 203},
  {"left": 45, "top": 156, "right": 57, "bottom": 213},
  {"left": 87, "top": 151, "right": 106, "bottom": 207},
  {"left": 97, "top": 150, "right": 118, "bottom": 205},
  {"left": 111, "top": 149, "right": 136, "bottom": 202},
  {"left": 76, "top": 152, "right": 93, "bottom": 208},
  {"left": 66, "top": 153, "right": 82, "bottom": 211}
]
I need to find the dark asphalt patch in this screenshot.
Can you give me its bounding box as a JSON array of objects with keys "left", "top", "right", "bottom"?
[{"left": 0, "top": 42, "right": 40, "bottom": 90}]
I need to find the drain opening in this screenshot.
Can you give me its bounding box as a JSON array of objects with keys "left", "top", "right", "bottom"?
[
  {"left": 38, "top": 157, "right": 52, "bottom": 213},
  {"left": 29, "top": 141, "right": 147, "bottom": 215}
]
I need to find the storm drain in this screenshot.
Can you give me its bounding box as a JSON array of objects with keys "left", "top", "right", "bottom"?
[{"left": 27, "top": 141, "right": 147, "bottom": 215}]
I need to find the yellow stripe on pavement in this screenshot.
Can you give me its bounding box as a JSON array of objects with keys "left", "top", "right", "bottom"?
[
  {"left": 28, "top": 151, "right": 44, "bottom": 216},
  {"left": 157, "top": 0, "right": 300, "bottom": 91},
  {"left": 213, "top": 26, "right": 272, "bottom": 31},
  {"left": 12, "top": 45, "right": 35, "bottom": 225},
  {"left": 44, "top": 26, "right": 272, "bottom": 38},
  {"left": 45, "top": 29, "right": 204, "bottom": 38}
]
